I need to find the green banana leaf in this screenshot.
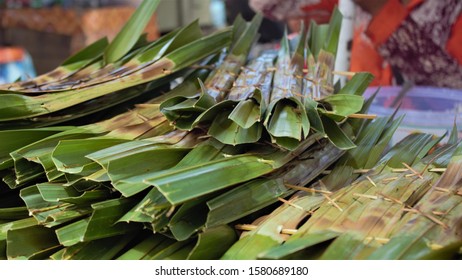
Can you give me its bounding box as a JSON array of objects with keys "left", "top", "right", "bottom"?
[
  {"left": 187, "top": 225, "right": 237, "bottom": 259},
  {"left": 6, "top": 225, "right": 61, "bottom": 260},
  {"left": 56, "top": 198, "right": 141, "bottom": 246},
  {"left": 104, "top": 0, "right": 161, "bottom": 64},
  {"left": 0, "top": 29, "right": 231, "bottom": 121}
]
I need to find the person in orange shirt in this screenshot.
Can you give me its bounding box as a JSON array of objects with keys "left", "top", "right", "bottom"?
[{"left": 249, "top": 0, "right": 462, "bottom": 89}]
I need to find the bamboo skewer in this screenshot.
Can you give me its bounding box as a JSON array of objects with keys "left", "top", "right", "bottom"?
[
  {"left": 402, "top": 208, "right": 448, "bottom": 229},
  {"left": 367, "top": 193, "right": 449, "bottom": 229},
  {"left": 428, "top": 168, "right": 447, "bottom": 173},
  {"left": 364, "top": 237, "right": 390, "bottom": 245},
  {"left": 332, "top": 70, "right": 356, "bottom": 77},
  {"left": 278, "top": 197, "right": 305, "bottom": 211},
  {"left": 366, "top": 176, "right": 377, "bottom": 187},
  {"left": 348, "top": 113, "right": 377, "bottom": 120},
  {"left": 402, "top": 162, "right": 424, "bottom": 179},
  {"left": 285, "top": 184, "right": 333, "bottom": 195},
  {"left": 234, "top": 224, "right": 299, "bottom": 235},
  {"left": 323, "top": 194, "right": 343, "bottom": 212},
  {"left": 353, "top": 193, "right": 380, "bottom": 200},
  {"left": 434, "top": 187, "right": 462, "bottom": 197},
  {"left": 382, "top": 177, "right": 399, "bottom": 183}
]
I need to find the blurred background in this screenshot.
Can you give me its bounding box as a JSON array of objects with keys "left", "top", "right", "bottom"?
[{"left": 0, "top": 0, "right": 235, "bottom": 79}]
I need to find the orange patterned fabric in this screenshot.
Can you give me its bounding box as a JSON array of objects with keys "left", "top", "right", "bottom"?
[
  {"left": 300, "top": 0, "right": 337, "bottom": 23},
  {"left": 365, "top": 0, "right": 412, "bottom": 46},
  {"left": 251, "top": 0, "right": 462, "bottom": 87},
  {"left": 369, "top": 0, "right": 462, "bottom": 88},
  {"left": 249, "top": 0, "right": 335, "bottom": 21},
  {"left": 447, "top": 13, "right": 462, "bottom": 64},
  {"left": 350, "top": 28, "right": 393, "bottom": 86}
]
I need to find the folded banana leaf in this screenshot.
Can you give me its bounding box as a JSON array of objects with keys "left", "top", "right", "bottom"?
[
  {"left": 0, "top": 22, "right": 231, "bottom": 121},
  {"left": 160, "top": 14, "right": 263, "bottom": 130}
]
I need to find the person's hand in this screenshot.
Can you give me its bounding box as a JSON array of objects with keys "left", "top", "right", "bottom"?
[{"left": 353, "top": 0, "right": 388, "bottom": 15}]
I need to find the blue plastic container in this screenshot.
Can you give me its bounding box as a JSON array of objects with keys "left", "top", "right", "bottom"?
[
  {"left": 364, "top": 86, "right": 462, "bottom": 144},
  {"left": 0, "top": 49, "right": 36, "bottom": 84}
]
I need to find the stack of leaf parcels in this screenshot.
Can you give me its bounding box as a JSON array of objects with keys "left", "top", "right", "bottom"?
[
  {"left": 161, "top": 9, "right": 369, "bottom": 150},
  {"left": 0, "top": 1, "right": 460, "bottom": 260}
]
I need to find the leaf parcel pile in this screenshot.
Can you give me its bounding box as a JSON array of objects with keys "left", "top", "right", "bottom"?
[{"left": 0, "top": 0, "right": 460, "bottom": 260}]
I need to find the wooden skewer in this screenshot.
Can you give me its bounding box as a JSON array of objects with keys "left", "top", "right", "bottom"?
[
  {"left": 353, "top": 193, "right": 379, "bottom": 200},
  {"left": 391, "top": 168, "right": 408, "bottom": 173},
  {"left": 434, "top": 187, "right": 462, "bottom": 197},
  {"left": 429, "top": 168, "right": 447, "bottom": 173},
  {"left": 402, "top": 162, "right": 424, "bottom": 179},
  {"left": 323, "top": 194, "right": 343, "bottom": 212},
  {"left": 278, "top": 197, "right": 305, "bottom": 211},
  {"left": 366, "top": 176, "right": 377, "bottom": 187},
  {"left": 434, "top": 187, "right": 451, "bottom": 193},
  {"left": 353, "top": 193, "right": 396, "bottom": 204},
  {"left": 285, "top": 184, "right": 333, "bottom": 195},
  {"left": 166, "top": 205, "right": 176, "bottom": 218},
  {"left": 348, "top": 113, "right": 377, "bottom": 120},
  {"left": 379, "top": 193, "right": 404, "bottom": 205},
  {"left": 320, "top": 112, "right": 377, "bottom": 120},
  {"left": 382, "top": 177, "right": 399, "bottom": 183},
  {"left": 281, "top": 228, "right": 299, "bottom": 235},
  {"left": 365, "top": 237, "right": 390, "bottom": 244},
  {"left": 332, "top": 71, "right": 356, "bottom": 77},
  {"left": 235, "top": 224, "right": 257, "bottom": 231},
  {"left": 392, "top": 167, "right": 446, "bottom": 173},
  {"left": 402, "top": 208, "right": 448, "bottom": 229},
  {"left": 235, "top": 224, "right": 298, "bottom": 235}
]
